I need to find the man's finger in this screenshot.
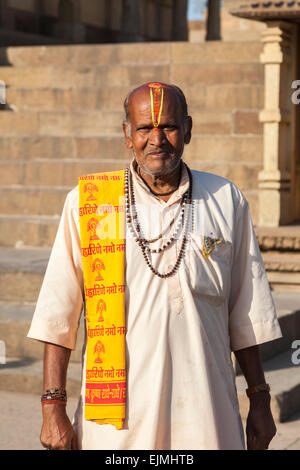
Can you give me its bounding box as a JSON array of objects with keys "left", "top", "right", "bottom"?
[
  {"left": 248, "top": 434, "right": 270, "bottom": 451},
  {"left": 255, "top": 436, "right": 270, "bottom": 450},
  {"left": 247, "top": 433, "right": 258, "bottom": 450}
]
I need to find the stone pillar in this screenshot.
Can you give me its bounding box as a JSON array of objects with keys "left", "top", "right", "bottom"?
[
  {"left": 104, "top": 0, "right": 112, "bottom": 31},
  {"left": 172, "top": 0, "right": 188, "bottom": 41},
  {"left": 55, "top": 0, "right": 85, "bottom": 42},
  {"left": 258, "top": 21, "right": 298, "bottom": 226},
  {"left": 206, "top": 0, "right": 221, "bottom": 41},
  {"left": 294, "top": 25, "right": 300, "bottom": 223},
  {"left": 120, "top": 0, "right": 143, "bottom": 42},
  {"left": 34, "top": 0, "right": 43, "bottom": 35},
  {"left": 153, "top": 0, "right": 161, "bottom": 40}
]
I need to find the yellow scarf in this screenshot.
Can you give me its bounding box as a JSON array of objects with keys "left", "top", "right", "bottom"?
[{"left": 78, "top": 170, "right": 126, "bottom": 430}]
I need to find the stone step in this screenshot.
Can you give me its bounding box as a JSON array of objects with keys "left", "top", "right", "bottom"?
[
  {"left": 0, "top": 159, "right": 261, "bottom": 192},
  {"left": 1, "top": 293, "right": 298, "bottom": 364},
  {"left": 0, "top": 110, "right": 125, "bottom": 136},
  {"left": 2, "top": 42, "right": 262, "bottom": 67},
  {"left": 171, "top": 62, "right": 263, "bottom": 88},
  {"left": 260, "top": 307, "right": 300, "bottom": 361},
  {"left": 0, "top": 159, "right": 130, "bottom": 187},
  {"left": 262, "top": 252, "right": 300, "bottom": 272},
  {"left": 0, "top": 190, "right": 258, "bottom": 248},
  {"left": 236, "top": 349, "right": 300, "bottom": 422},
  {"left": 0, "top": 301, "right": 84, "bottom": 363},
  {"left": 0, "top": 358, "right": 81, "bottom": 398},
  {"left": 0, "top": 164, "right": 261, "bottom": 217},
  {"left": 0, "top": 190, "right": 259, "bottom": 248},
  {"left": 0, "top": 61, "right": 263, "bottom": 89},
  {"left": 0, "top": 215, "right": 59, "bottom": 248},
  {"left": 0, "top": 64, "right": 168, "bottom": 89},
  {"left": 233, "top": 297, "right": 300, "bottom": 373},
  {"left": 262, "top": 252, "right": 300, "bottom": 292},
  {"left": 0, "top": 134, "right": 263, "bottom": 161},
  {"left": 0, "top": 110, "right": 253, "bottom": 136},
  {"left": 0, "top": 186, "right": 71, "bottom": 216},
  {"left": 0, "top": 247, "right": 50, "bottom": 302},
  {"left": 0, "top": 243, "right": 296, "bottom": 325},
  {"left": 256, "top": 226, "right": 300, "bottom": 252},
  {"left": 0, "top": 389, "right": 79, "bottom": 450},
  {"left": 0, "top": 110, "right": 259, "bottom": 139},
  {"left": 0, "top": 135, "right": 126, "bottom": 160},
  {"left": 0, "top": 351, "right": 298, "bottom": 423},
  {"left": 5, "top": 84, "right": 264, "bottom": 112}
]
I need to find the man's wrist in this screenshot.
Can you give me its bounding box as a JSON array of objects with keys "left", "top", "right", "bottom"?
[
  {"left": 42, "top": 402, "right": 68, "bottom": 416},
  {"left": 246, "top": 383, "right": 270, "bottom": 397},
  {"left": 248, "top": 391, "right": 271, "bottom": 409},
  {"left": 41, "top": 387, "right": 67, "bottom": 405}
]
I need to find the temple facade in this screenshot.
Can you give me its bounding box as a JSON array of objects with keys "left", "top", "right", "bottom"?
[
  {"left": 0, "top": 0, "right": 188, "bottom": 45},
  {"left": 231, "top": 1, "right": 300, "bottom": 227}
]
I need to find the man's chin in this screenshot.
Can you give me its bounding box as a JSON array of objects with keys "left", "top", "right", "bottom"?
[{"left": 139, "top": 156, "right": 181, "bottom": 176}]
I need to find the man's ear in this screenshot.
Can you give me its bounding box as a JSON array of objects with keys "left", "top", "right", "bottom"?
[
  {"left": 184, "top": 116, "right": 192, "bottom": 145},
  {"left": 123, "top": 122, "right": 133, "bottom": 149}
]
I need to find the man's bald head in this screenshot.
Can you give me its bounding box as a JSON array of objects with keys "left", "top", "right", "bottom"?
[
  {"left": 122, "top": 81, "right": 192, "bottom": 177},
  {"left": 123, "top": 82, "right": 189, "bottom": 134}
]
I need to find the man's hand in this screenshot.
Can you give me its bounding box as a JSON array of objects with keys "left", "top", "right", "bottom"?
[
  {"left": 246, "top": 392, "right": 276, "bottom": 450},
  {"left": 41, "top": 404, "right": 78, "bottom": 450}
]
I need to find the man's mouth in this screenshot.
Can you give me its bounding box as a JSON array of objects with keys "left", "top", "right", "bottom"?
[{"left": 146, "top": 150, "right": 169, "bottom": 157}]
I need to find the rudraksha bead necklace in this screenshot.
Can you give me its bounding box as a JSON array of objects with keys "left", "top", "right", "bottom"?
[
  {"left": 126, "top": 167, "right": 186, "bottom": 249},
  {"left": 125, "top": 163, "right": 193, "bottom": 278},
  {"left": 128, "top": 183, "right": 188, "bottom": 253},
  {"left": 126, "top": 163, "right": 188, "bottom": 248}
]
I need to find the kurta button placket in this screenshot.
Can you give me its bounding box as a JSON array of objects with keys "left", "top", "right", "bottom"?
[{"left": 163, "top": 212, "right": 184, "bottom": 315}]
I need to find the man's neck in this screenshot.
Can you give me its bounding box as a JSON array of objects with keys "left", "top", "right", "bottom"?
[{"left": 135, "top": 161, "right": 182, "bottom": 202}]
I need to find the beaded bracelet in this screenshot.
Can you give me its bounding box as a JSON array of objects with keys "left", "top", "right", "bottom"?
[
  {"left": 43, "top": 387, "right": 66, "bottom": 395},
  {"left": 41, "top": 387, "right": 67, "bottom": 404},
  {"left": 41, "top": 400, "right": 67, "bottom": 406},
  {"left": 246, "top": 383, "right": 270, "bottom": 397}
]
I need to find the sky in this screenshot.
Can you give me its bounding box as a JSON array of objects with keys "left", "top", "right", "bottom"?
[
  {"left": 187, "top": 0, "right": 225, "bottom": 21},
  {"left": 187, "top": 0, "right": 206, "bottom": 21}
]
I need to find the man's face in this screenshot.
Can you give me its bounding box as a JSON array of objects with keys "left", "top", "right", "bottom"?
[{"left": 123, "top": 85, "right": 192, "bottom": 177}]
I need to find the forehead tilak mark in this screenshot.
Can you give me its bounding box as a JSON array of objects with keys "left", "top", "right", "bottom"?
[{"left": 148, "top": 83, "right": 165, "bottom": 128}]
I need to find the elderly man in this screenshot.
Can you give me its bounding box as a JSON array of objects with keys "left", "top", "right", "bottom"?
[{"left": 28, "top": 82, "right": 282, "bottom": 450}]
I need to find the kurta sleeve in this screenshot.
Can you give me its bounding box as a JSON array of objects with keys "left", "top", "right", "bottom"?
[
  {"left": 228, "top": 196, "right": 282, "bottom": 351},
  {"left": 27, "top": 187, "right": 84, "bottom": 350}
]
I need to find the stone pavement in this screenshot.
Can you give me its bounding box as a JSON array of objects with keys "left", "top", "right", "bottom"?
[
  {"left": 0, "top": 390, "right": 78, "bottom": 450},
  {"left": 0, "top": 390, "right": 299, "bottom": 450}
]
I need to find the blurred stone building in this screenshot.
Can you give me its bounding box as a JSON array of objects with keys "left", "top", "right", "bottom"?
[
  {"left": 188, "top": 0, "right": 266, "bottom": 42},
  {"left": 0, "top": 0, "right": 188, "bottom": 46}
]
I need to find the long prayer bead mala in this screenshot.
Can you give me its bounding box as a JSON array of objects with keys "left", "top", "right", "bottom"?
[
  {"left": 126, "top": 163, "right": 187, "bottom": 246},
  {"left": 125, "top": 163, "right": 193, "bottom": 279},
  {"left": 129, "top": 175, "right": 188, "bottom": 254}
]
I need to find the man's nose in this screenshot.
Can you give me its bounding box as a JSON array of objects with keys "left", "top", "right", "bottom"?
[{"left": 149, "top": 127, "right": 165, "bottom": 145}]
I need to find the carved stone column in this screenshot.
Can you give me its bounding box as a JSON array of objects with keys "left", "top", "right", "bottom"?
[{"left": 258, "top": 21, "right": 298, "bottom": 226}]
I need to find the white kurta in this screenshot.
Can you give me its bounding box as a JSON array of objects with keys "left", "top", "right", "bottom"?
[{"left": 27, "top": 161, "right": 282, "bottom": 450}]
